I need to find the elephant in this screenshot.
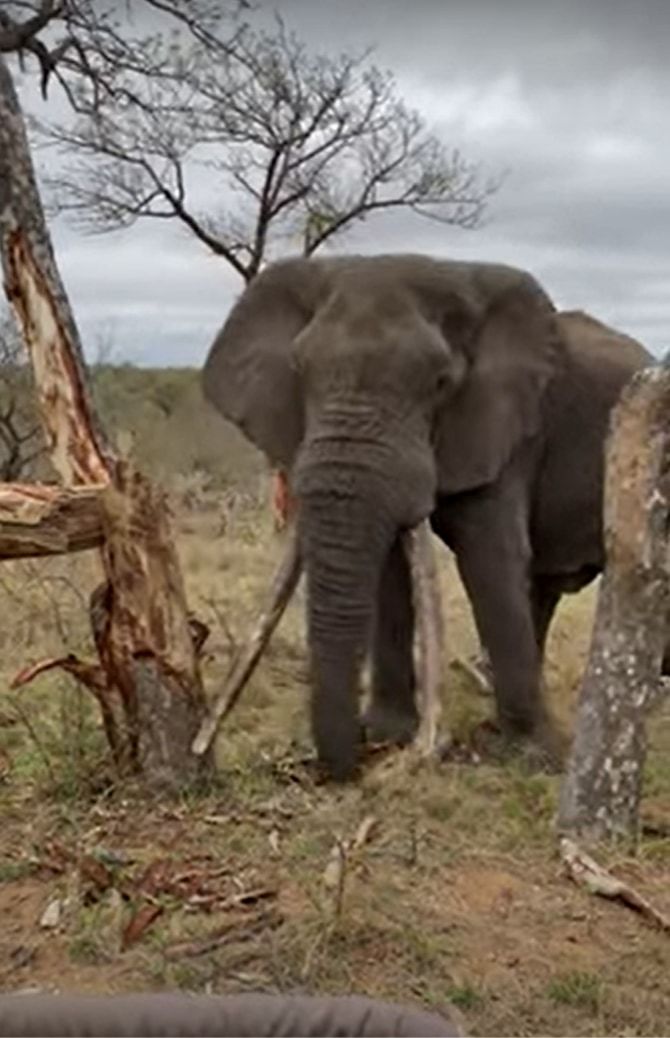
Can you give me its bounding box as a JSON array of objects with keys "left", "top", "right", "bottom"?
[{"left": 202, "top": 254, "right": 653, "bottom": 780}]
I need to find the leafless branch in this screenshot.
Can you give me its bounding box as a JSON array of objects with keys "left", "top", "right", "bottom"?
[{"left": 21, "top": 5, "right": 495, "bottom": 281}]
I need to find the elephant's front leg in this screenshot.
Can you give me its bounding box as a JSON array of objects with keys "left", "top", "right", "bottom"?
[
  {"left": 364, "top": 536, "right": 419, "bottom": 745},
  {"left": 435, "top": 493, "right": 557, "bottom": 756}
]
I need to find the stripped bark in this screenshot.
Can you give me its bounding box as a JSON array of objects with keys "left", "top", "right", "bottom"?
[
  {"left": 0, "top": 52, "right": 211, "bottom": 792},
  {"left": 99, "top": 462, "right": 209, "bottom": 785},
  {"left": 0, "top": 483, "right": 104, "bottom": 558},
  {"left": 558, "top": 366, "right": 670, "bottom": 841},
  {"left": 404, "top": 520, "right": 444, "bottom": 755},
  {"left": 0, "top": 57, "right": 112, "bottom": 485},
  {"left": 270, "top": 468, "right": 295, "bottom": 531}
]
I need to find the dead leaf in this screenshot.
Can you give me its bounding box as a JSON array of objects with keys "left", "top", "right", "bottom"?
[
  {"left": 121, "top": 903, "right": 164, "bottom": 949},
  {"left": 352, "top": 815, "right": 377, "bottom": 851},
  {"left": 132, "top": 858, "right": 185, "bottom": 898},
  {"left": 79, "top": 854, "right": 113, "bottom": 894},
  {"left": 202, "top": 814, "right": 232, "bottom": 825},
  {"left": 39, "top": 898, "right": 61, "bottom": 929},
  {"left": 323, "top": 842, "right": 346, "bottom": 891},
  {"left": 39, "top": 840, "right": 72, "bottom": 874},
  {"left": 268, "top": 829, "right": 281, "bottom": 855}
]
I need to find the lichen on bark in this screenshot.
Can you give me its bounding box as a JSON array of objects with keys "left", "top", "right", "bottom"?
[{"left": 558, "top": 365, "right": 670, "bottom": 842}]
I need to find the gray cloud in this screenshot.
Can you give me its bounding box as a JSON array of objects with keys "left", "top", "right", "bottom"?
[{"left": 15, "top": 0, "right": 670, "bottom": 362}]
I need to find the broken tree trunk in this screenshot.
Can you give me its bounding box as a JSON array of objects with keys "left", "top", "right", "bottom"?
[
  {"left": 0, "top": 483, "right": 104, "bottom": 558},
  {"left": 558, "top": 365, "right": 670, "bottom": 842},
  {"left": 0, "top": 52, "right": 210, "bottom": 792}
]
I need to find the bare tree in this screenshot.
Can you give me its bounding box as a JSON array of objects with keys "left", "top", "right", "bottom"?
[
  {"left": 31, "top": 7, "right": 496, "bottom": 280},
  {"left": 0, "top": 309, "right": 44, "bottom": 480}
]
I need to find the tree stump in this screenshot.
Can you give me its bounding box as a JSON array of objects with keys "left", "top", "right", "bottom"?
[{"left": 558, "top": 364, "right": 670, "bottom": 842}]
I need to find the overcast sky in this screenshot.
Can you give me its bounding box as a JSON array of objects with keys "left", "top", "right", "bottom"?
[{"left": 13, "top": 0, "right": 670, "bottom": 365}]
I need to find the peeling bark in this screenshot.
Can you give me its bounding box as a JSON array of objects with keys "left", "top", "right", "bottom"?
[
  {"left": 270, "top": 468, "right": 296, "bottom": 531},
  {"left": 99, "top": 462, "right": 209, "bottom": 788},
  {"left": 558, "top": 366, "right": 670, "bottom": 841},
  {"left": 0, "top": 482, "right": 104, "bottom": 557},
  {"left": 0, "top": 53, "right": 211, "bottom": 792},
  {"left": 0, "top": 55, "right": 111, "bottom": 484},
  {"left": 404, "top": 520, "right": 445, "bottom": 756}
]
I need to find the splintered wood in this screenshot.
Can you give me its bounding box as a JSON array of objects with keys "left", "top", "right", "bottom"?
[
  {"left": 404, "top": 519, "right": 444, "bottom": 756},
  {"left": 0, "top": 52, "right": 210, "bottom": 791},
  {"left": 0, "top": 483, "right": 104, "bottom": 558},
  {"left": 5, "top": 230, "right": 112, "bottom": 485}
]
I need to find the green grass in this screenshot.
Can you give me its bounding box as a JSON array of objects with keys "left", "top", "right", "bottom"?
[{"left": 548, "top": 971, "right": 602, "bottom": 1013}]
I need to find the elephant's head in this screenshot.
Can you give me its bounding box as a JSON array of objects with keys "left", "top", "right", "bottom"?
[{"left": 203, "top": 254, "right": 562, "bottom": 779}]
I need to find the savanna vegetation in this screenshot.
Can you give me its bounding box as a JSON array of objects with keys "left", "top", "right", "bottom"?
[
  {"left": 0, "top": 4, "right": 668, "bottom": 1036},
  {"left": 0, "top": 363, "right": 669, "bottom": 1037}
]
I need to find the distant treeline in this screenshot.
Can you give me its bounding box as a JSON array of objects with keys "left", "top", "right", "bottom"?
[{"left": 1, "top": 363, "right": 264, "bottom": 489}]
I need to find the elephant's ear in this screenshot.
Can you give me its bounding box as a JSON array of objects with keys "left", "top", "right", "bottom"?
[
  {"left": 434, "top": 273, "right": 562, "bottom": 493},
  {"left": 202, "top": 259, "right": 322, "bottom": 470}
]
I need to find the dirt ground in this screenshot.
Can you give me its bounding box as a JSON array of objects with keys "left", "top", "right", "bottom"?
[{"left": 0, "top": 499, "right": 669, "bottom": 1037}]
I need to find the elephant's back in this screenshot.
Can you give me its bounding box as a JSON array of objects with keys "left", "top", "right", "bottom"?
[
  {"left": 530, "top": 311, "right": 651, "bottom": 575},
  {"left": 557, "top": 309, "right": 652, "bottom": 381}
]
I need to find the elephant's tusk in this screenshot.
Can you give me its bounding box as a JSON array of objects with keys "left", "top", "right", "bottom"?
[
  {"left": 403, "top": 519, "right": 444, "bottom": 755},
  {"left": 191, "top": 523, "right": 302, "bottom": 757}
]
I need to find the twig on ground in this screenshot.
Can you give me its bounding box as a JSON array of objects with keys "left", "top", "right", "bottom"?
[
  {"left": 164, "top": 906, "right": 281, "bottom": 960},
  {"left": 560, "top": 837, "right": 670, "bottom": 933}
]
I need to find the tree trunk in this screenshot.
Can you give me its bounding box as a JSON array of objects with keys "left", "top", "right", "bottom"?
[
  {"left": 558, "top": 365, "right": 670, "bottom": 842},
  {"left": 0, "top": 53, "right": 211, "bottom": 792}
]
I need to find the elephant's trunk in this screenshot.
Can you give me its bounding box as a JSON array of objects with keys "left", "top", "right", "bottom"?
[{"left": 299, "top": 485, "right": 394, "bottom": 780}]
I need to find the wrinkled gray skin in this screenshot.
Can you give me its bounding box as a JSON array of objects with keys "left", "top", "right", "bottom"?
[{"left": 203, "top": 254, "right": 653, "bottom": 780}]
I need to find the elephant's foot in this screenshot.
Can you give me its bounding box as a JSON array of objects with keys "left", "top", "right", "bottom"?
[
  {"left": 499, "top": 715, "right": 569, "bottom": 773},
  {"left": 471, "top": 714, "right": 568, "bottom": 773},
  {"left": 362, "top": 701, "right": 419, "bottom": 747}
]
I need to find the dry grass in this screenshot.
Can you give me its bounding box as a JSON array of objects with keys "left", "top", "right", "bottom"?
[{"left": 0, "top": 493, "right": 669, "bottom": 1037}]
